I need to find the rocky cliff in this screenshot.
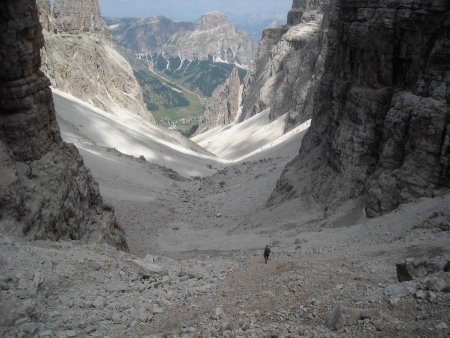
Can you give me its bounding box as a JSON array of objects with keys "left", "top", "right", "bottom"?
[
  {"left": 197, "top": 68, "right": 242, "bottom": 133},
  {"left": 37, "top": 0, "right": 153, "bottom": 121},
  {"left": 270, "top": 0, "right": 450, "bottom": 217},
  {"left": 240, "top": 0, "right": 331, "bottom": 129},
  {"left": 0, "top": 0, "right": 128, "bottom": 250}
]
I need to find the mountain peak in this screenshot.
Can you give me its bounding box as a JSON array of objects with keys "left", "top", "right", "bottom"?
[{"left": 196, "top": 12, "right": 230, "bottom": 30}]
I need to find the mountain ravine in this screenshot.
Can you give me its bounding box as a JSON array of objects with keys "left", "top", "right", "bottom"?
[
  {"left": 0, "top": 1, "right": 450, "bottom": 338},
  {"left": 105, "top": 13, "right": 254, "bottom": 132}
]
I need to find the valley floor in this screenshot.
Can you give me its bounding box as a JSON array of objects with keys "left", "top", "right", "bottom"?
[{"left": 1, "top": 93, "right": 449, "bottom": 337}]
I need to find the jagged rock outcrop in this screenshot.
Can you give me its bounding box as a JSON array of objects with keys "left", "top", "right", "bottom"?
[
  {"left": 197, "top": 68, "right": 242, "bottom": 133},
  {"left": 240, "top": 0, "right": 331, "bottom": 130},
  {"left": 109, "top": 13, "right": 257, "bottom": 67},
  {"left": 37, "top": 0, "right": 153, "bottom": 121},
  {"left": 270, "top": 0, "right": 450, "bottom": 217},
  {"left": 0, "top": 0, "right": 128, "bottom": 250},
  {"left": 52, "top": 0, "right": 109, "bottom": 35}
]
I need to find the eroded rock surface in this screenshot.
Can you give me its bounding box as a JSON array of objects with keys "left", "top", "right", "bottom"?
[
  {"left": 240, "top": 0, "right": 331, "bottom": 129},
  {"left": 197, "top": 68, "right": 242, "bottom": 133},
  {"left": 0, "top": 0, "right": 128, "bottom": 250},
  {"left": 37, "top": 0, "right": 153, "bottom": 121},
  {"left": 271, "top": 0, "right": 450, "bottom": 216}
]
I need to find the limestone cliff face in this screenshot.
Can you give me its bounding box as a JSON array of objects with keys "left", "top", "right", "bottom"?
[
  {"left": 270, "top": 0, "right": 450, "bottom": 217},
  {"left": 0, "top": 0, "right": 128, "bottom": 250},
  {"left": 197, "top": 68, "right": 242, "bottom": 133},
  {"left": 37, "top": 0, "right": 153, "bottom": 121},
  {"left": 240, "top": 0, "right": 331, "bottom": 129}
]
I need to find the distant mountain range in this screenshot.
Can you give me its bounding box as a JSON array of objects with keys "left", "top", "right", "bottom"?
[
  {"left": 105, "top": 13, "right": 256, "bottom": 67},
  {"left": 104, "top": 13, "right": 256, "bottom": 134},
  {"left": 228, "top": 13, "right": 287, "bottom": 40}
]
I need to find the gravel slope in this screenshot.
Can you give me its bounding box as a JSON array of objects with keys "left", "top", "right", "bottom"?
[{"left": 1, "top": 94, "right": 449, "bottom": 337}]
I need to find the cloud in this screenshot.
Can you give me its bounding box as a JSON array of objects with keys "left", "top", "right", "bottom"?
[{"left": 100, "top": 0, "right": 292, "bottom": 20}]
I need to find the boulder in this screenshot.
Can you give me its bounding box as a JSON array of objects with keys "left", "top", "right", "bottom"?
[
  {"left": 396, "top": 256, "right": 449, "bottom": 282},
  {"left": 325, "top": 305, "right": 380, "bottom": 330},
  {"left": 131, "top": 260, "right": 168, "bottom": 279}
]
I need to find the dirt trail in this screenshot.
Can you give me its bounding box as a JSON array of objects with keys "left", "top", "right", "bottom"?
[{"left": 144, "top": 257, "right": 348, "bottom": 335}]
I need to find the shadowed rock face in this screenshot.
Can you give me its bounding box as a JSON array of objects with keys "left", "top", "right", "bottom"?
[
  {"left": 0, "top": 0, "right": 128, "bottom": 251},
  {"left": 0, "top": 0, "right": 60, "bottom": 162},
  {"left": 240, "top": 0, "right": 331, "bottom": 129},
  {"left": 197, "top": 68, "right": 242, "bottom": 133},
  {"left": 270, "top": 0, "right": 450, "bottom": 217}
]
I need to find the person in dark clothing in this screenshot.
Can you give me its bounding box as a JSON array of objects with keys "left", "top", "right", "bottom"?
[{"left": 264, "top": 245, "right": 271, "bottom": 264}]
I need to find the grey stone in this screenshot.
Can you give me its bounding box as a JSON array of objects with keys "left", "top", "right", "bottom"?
[
  {"left": 325, "top": 305, "right": 380, "bottom": 330},
  {"left": 131, "top": 260, "right": 168, "bottom": 279},
  {"left": 152, "top": 305, "right": 164, "bottom": 314},
  {"left": 65, "top": 330, "right": 77, "bottom": 338},
  {"left": 93, "top": 296, "right": 105, "bottom": 308},
  {"left": 214, "top": 307, "right": 228, "bottom": 321},
  {"left": 112, "top": 313, "right": 122, "bottom": 322},
  {"left": 396, "top": 256, "right": 449, "bottom": 282},
  {"left": 423, "top": 276, "right": 447, "bottom": 292},
  {"left": 384, "top": 281, "right": 418, "bottom": 299},
  {"left": 415, "top": 290, "right": 426, "bottom": 299},
  {"left": 436, "top": 322, "right": 448, "bottom": 330}
]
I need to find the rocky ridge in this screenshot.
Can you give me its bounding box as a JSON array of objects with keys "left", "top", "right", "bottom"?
[
  {"left": 37, "top": 0, "right": 153, "bottom": 121},
  {"left": 271, "top": 0, "right": 450, "bottom": 216},
  {"left": 240, "top": 0, "right": 331, "bottom": 129},
  {"left": 197, "top": 67, "right": 242, "bottom": 133},
  {"left": 0, "top": 0, "right": 127, "bottom": 249}
]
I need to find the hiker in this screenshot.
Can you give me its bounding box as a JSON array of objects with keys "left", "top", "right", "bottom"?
[{"left": 264, "top": 245, "right": 271, "bottom": 264}]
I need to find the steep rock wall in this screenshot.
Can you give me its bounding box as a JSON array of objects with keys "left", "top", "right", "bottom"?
[
  {"left": 240, "top": 0, "right": 331, "bottom": 129},
  {"left": 197, "top": 68, "right": 242, "bottom": 133},
  {"left": 53, "top": 0, "right": 108, "bottom": 35},
  {"left": 0, "top": 0, "right": 128, "bottom": 250},
  {"left": 270, "top": 0, "right": 450, "bottom": 217},
  {"left": 37, "top": 0, "right": 153, "bottom": 121}
]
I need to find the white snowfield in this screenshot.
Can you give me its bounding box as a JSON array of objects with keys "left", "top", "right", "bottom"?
[{"left": 53, "top": 89, "right": 310, "bottom": 174}]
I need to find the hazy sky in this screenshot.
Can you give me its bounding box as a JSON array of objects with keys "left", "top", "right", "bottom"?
[{"left": 99, "top": 0, "right": 293, "bottom": 21}]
